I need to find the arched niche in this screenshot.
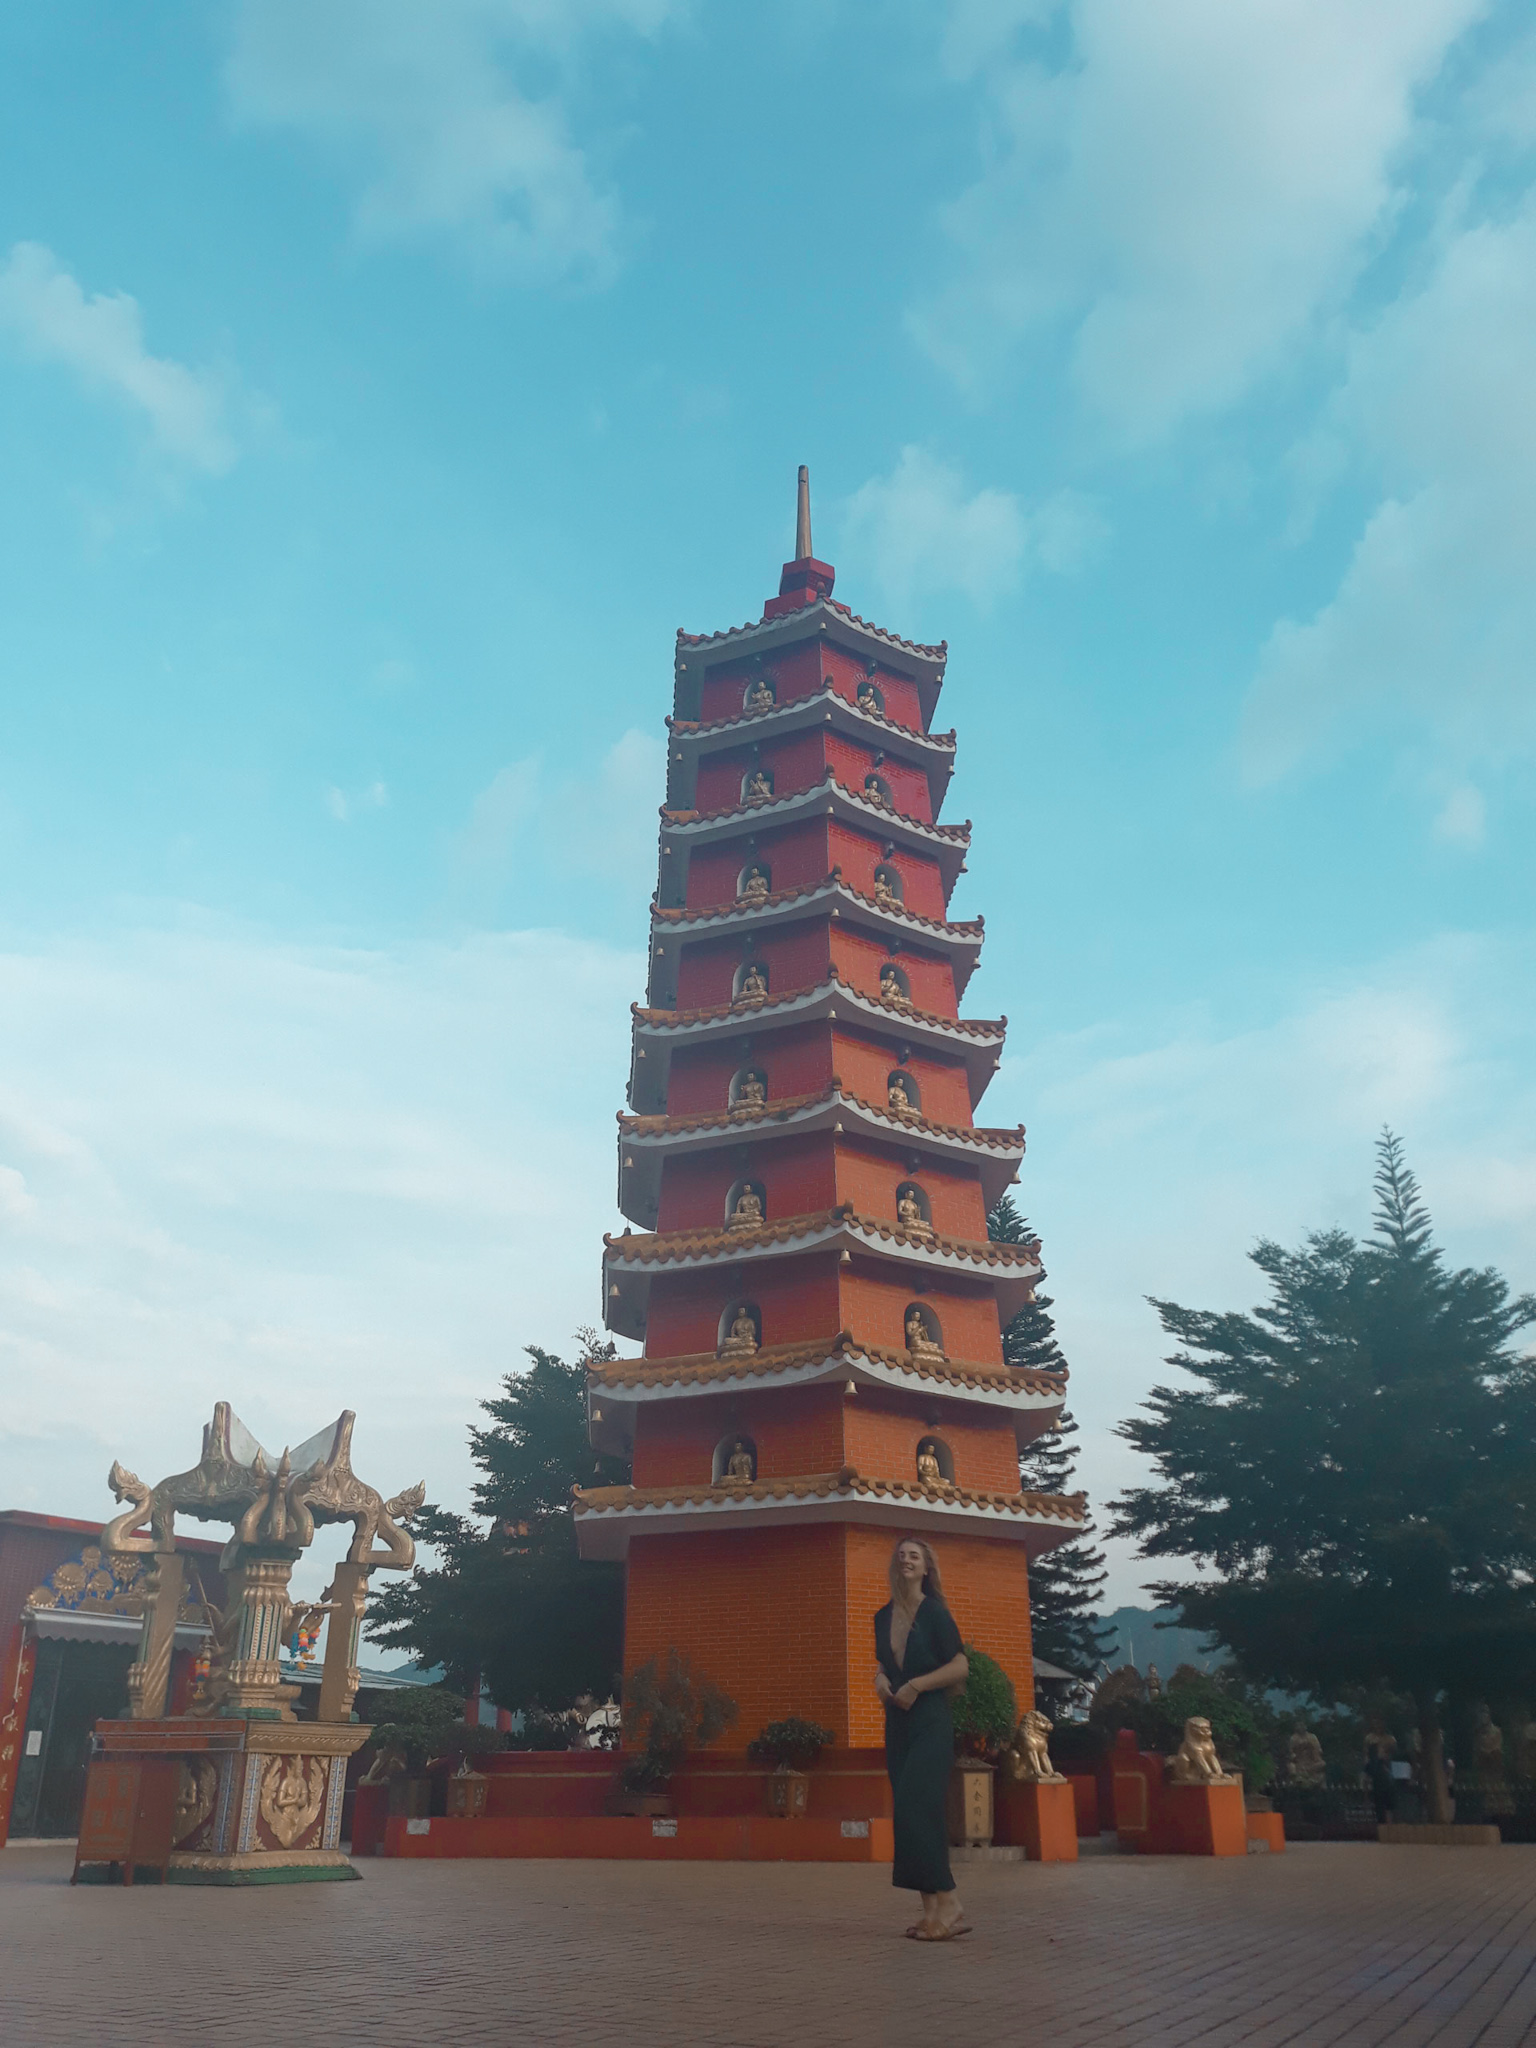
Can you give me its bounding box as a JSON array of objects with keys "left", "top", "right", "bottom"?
[
  {"left": 713, "top": 1433, "right": 758, "bottom": 1484},
  {"left": 743, "top": 672, "right": 775, "bottom": 714},
  {"left": 863, "top": 772, "right": 892, "bottom": 809},
  {"left": 742, "top": 765, "right": 775, "bottom": 803},
  {"left": 857, "top": 676, "right": 885, "bottom": 716},
  {"left": 886, "top": 1068, "right": 921, "bottom": 1117},
  {"left": 915, "top": 1435, "right": 954, "bottom": 1484},
  {"left": 733, "top": 959, "right": 770, "bottom": 1004},
  {"left": 873, "top": 862, "right": 904, "bottom": 906},
  {"left": 878, "top": 961, "right": 912, "bottom": 1009},
  {"left": 724, "top": 1178, "right": 766, "bottom": 1230},
  {"left": 717, "top": 1301, "right": 762, "bottom": 1358},
  {"left": 736, "top": 861, "right": 771, "bottom": 904},
  {"left": 903, "top": 1302, "right": 944, "bottom": 1360},
  {"left": 895, "top": 1181, "right": 932, "bottom": 1235},
  {"left": 729, "top": 1066, "right": 768, "bottom": 1110}
]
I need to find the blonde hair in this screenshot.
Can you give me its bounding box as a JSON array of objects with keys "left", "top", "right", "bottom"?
[{"left": 888, "top": 1536, "right": 945, "bottom": 1604}]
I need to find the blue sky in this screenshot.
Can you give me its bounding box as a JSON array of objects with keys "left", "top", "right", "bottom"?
[{"left": 1, "top": 1, "right": 1533, "bottom": 1606}]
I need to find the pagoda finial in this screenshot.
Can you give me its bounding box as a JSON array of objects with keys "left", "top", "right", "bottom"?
[{"left": 795, "top": 464, "right": 812, "bottom": 562}]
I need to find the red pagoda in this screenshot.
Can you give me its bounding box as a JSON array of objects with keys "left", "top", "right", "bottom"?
[{"left": 575, "top": 471, "right": 1084, "bottom": 1750}]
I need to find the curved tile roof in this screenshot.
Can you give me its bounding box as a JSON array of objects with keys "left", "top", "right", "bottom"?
[
  {"left": 574, "top": 1469, "right": 1085, "bottom": 1524},
  {"left": 652, "top": 870, "right": 983, "bottom": 942},
  {"left": 603, "top": 1203, "right": 1042, "bottom": 1272},
  {"left": 676, "top": 604, "right": 947, "bottom": 664},
  {"left": 631, "top": 969, "right": 1006, "bottom": 1042},
  {"left": 618, "top": 1080, "right": 1024, "bottom": 1155},
  {"left": 587, "top": 1332, "right": 1064, "bottom": 1399},
  {"left": 660, "top": 768, "right": 971, "bottom": 844},
  {"left": 667, "top": 685, "right": 957, "bottom": 755}
]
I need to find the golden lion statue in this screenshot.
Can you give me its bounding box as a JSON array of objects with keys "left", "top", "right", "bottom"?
[
  {"left": 1167, "top": 1715, "right": 1238, "bottom": 1786},
  {"left": 1002, "top": 1709, "right": 1067, "bottom": 1784}
]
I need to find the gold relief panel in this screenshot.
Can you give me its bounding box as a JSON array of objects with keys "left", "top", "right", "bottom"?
[
  {"left": 258, "top": 1755, "right": 328, "bottom": 1851},
  {"left": 172, "top": 1757, "right": 219, "bottom": 1847}
]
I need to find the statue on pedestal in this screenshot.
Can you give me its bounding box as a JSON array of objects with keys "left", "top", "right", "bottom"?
[
  {"left": 736, "top": 964, "right": 768, "bottom": 1005},
  {"left": 737, "top": 867, "right": 770, "bottom": 906},
  {"left": 728, "top": 1185, "right": 764, "bottom": 1230},
  {"left": 888, "top": 1074, "right": 919, "bottom": 1118},
  {"left": 879, "top": 965, "right": 913, "bottom": 1012},
  {"left": 897, "top": 1187, "right": 933, "bottom": 1237},
  {"left": 916, "top": 1444, "right": 943, "bottom": 1485},
  {"left": 734, "top": 1070, "right": 766, "bottom": 1109},
  {"left": 724, "top": 1441, "right": 755, "bottom": 1483},
  {"left": 745, "top": 676, "right": 773, "bottom": 712},
  {"left": 1167, "top": 1716, "right": 1238, "bottom": 1785},
  {"left": 720, "top": 1308, "right": 760, "bottom": 1358},
  {"left": 744, "top": 769, "right": 773, "bottom": 803},
  {"left": 905, "top": 1308, "right": 944, "bottom": 1361},
  {"left": 1003, "top": 1710, "right": 1067, "bottom": 1784},
  {"left": 1288, "top": 1725, "right": 1326, "bottom": 1787}
]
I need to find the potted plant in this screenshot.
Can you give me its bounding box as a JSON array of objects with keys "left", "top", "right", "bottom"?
[
  {"left": 747, "top": 1717, "right": 836, "bottom": 1818},
  {"left": 362, "top": 1684, "right": 504, "bottom": 1818},
  {"left": 608, "top": 1650, "right": 737, "bottom": 1817},
  {"left": 948, "top": 1646, "right": 1017, "bottom": 1847}
]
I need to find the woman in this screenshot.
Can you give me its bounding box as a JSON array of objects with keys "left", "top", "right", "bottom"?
[{"left": 874, "top": 1536, "right": 970, "bottom": 1940}]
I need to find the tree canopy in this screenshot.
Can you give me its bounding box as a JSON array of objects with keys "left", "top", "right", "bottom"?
[
  {"left": 367, "top": 1337, "right": 630, "bottom": 1710},
  {"left": 989, "top": 1193, "right": 1110, "bottom": 1676},
  {"left": 1111, "top": 1133, "right": 1536, "bottom": 1817}
]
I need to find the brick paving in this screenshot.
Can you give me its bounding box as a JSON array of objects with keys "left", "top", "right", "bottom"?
[{"left": 5, "top": 1841, "right": 1536, "bottom": 2047}]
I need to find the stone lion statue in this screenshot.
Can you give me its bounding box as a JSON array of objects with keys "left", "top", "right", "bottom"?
[
  {"left": 1167, "top": 1715, "right": 1238, "bottom": 1786},
  {"left": 1003, "top": 1709, "right": 1067, "bottom": 1784}
]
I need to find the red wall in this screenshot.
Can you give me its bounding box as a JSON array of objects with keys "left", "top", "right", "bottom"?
[
  {"left": 643, "top": 1259, "right": 843, "bottom": 1360},
  {"left": 838, "top": 1263, "right": 1004, "bottom": 1366}
]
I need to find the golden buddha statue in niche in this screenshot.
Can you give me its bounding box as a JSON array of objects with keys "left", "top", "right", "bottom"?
[
  {"left": 737, "top": 867, "right": 770, "bottom": 906},
  {"left": 897, "top": 1187, "right": 932, "bottom": 1237},
  {"left": 857, "top": 681, "right": 879, "bottom": 714},
  {"left": 735, "top": 1071, "right": 766, "bottom": 1109},
  {"left": 725, "top": 1440, "right": 755, "bottom": 1483},
  {"left": 888, "top": 1074, "right": 919, "bottom": 1118},
  {"left": 905, "top": 1307, "right": 943, "bottom": 1360},
  {"left": 916, "top": 1444, "right": 942, "bottom": 1485},
  {"left": 736, "top": 964, "right": 768, "bottom": 1004},
  {"left": 720, "top": 1307, "right": 759, "bottom": 1358},
  {"left": 872, "top": 871, "right": 898, "bottom": 909},
  {"left": 744, "top": 769, "right": 773, "bottom": 802},
  {"left": 864, "top": 776, "right": 892, "bottom": 811},
  {"left": 728, "top": 1185, "right": 764, "bottom": 1230},
  {"left": 745, "top": 676, "right": 773, "bottom": 712},
  {"left": 879, "top": 964, "right": 913, "bottom": 1012}
]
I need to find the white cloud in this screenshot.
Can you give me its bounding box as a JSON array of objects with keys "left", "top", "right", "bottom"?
[
  {"left": 0, "top": 242, "right": 243, "bottom": 473},
  {"left": 841, "top": 446, "right": 1105, "bottom": 608},
  {"left": 916, "top": 0, "right": 1486, "bottom": 438},
  {"left": 1242, "top": 200, "right": 1536, "bottom": 784},
  {"left": 227, "top": 0, "right": 680, "bottom": 283},
  {"left": 0, "top": 919, "right": 640, "bottom": 1549},
  {"left": 456, "top": 730, "right": 664, "bottom": 899},
  {"left": 326, "top": 780, "right": 390, "bottom": 823},
  {"left": 1434, "top": 784, "right": 1487, "bottom": 846}
]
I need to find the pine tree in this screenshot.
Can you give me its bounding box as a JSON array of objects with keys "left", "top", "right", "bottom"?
[
  {"left": 989, "top": 1194, "right": 1111, "bottom": 1675},
  {"left": 1112, "top": 1132, "right": 1536, "bottom": 1823},
  {"left": 367, "top": 1335, "right": 631, "bottom": 1710}
]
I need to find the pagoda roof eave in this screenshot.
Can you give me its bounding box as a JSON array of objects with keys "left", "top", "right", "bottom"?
[
  {"left": 665, "top": 686, "right": 956, "bottom": 811},
  {"left": 673, "top": 599, "right": 946, "bottom": 727},
  {"left": 572, "top": 1470, "right": 1084, "bottom": 1561},
  {"left": 650, "top": 875, "right": 983, "bottom": 983},
  {"left": 615, "top": 1084, "right": 1024, "bottom": 1227},
  {"left": 657, "top": 773, "right": 969, "bottom": 872},
  {"left": 626, "top": 973, "right": 1006, "bottom": 1117},
  {"left": 601, "top": 1205, "right": 1043, "bottom": 1341}
]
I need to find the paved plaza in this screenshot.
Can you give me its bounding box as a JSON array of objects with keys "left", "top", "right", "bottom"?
[{"left": 5, "top": 1841, "right": 1536, "bottom": 2047}]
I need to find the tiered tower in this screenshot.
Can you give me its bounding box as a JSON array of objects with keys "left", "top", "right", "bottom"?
[{"left": 575, "top": 471, "right": 1085, "bottom": 1747}]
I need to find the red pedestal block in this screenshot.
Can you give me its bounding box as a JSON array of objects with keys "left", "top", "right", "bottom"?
[
  {"left": 995, "top": 1777, "right": 1077, "bottom": 1861},
  {"left": 351, "top": 1782, "right": 389, "bottom": 1858},
  {"left": 1065, "top": 1773, "right": 1099, "bottom": 1837},
  {"left": 1246, "top": 1810, "right": 1285, "bottom": 1854},
  {"left": 1152, "top": 1781, "right": 1247, "bottom": 1857},
  {"left": 383, "top": 1813, "right": 895, "bottom": 1863}
]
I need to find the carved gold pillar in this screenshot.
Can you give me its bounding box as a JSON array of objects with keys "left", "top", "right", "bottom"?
[
  {"left": 217, "top": 1548, "right": 303, "bottom": 1720},
  {"left": 125, "top": 1548, "right": 186, "bottom": 1721},
  {"left": 316, "top": 1560, "right": 370, "bottom": 1724}
]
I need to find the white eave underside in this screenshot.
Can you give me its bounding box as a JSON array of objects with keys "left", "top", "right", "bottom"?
[
  {"left": 650, "top": 879, "right": 983, "bottom": 981},
  {"left": 656, "top": 783, "right": 968, "bottom": 905},
  {"left": 666, "top": 689, "right": 955, "bottom": 811},
  {"left": 573, "top": 1486, "right": 1078, "bottom": 1560}
]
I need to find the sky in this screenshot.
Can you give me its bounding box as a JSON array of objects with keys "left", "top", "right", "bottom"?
[{"left": 1, "top": 1, "right": 1534, "bottom": 1613}]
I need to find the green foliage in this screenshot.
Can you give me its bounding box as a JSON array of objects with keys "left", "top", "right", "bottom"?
[
  {"left": 950, "top": 1644, "right": 1017, "bottom": 1758},
  {"left": 502, "top": 1707, "right": 580, "bottom": 1753},
  {"left": 363, "top": 1683, "right": 504, "bottom": 1773},
  {"left": 1111, "top": 1133, "right": 1536, "bottom": 1820},
  {"left": 1093, "top": 1670, "right": 1276, "bottom": 1790},
  {"left": 367, "top": 1333, "right": 632, "bottom": 1710},
  {"left": 989, "top": 1196, "right": 1111, "bottom": 1676},
  {"left": 619, "top": 1650, "right": 738, "bottom": 1790},
  {"left": 747, "top": 1718, "right": 836, "bottom": 1770}
]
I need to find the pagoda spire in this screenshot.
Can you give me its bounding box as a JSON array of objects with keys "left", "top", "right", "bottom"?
[{"left": 795, "top": 463, "right": 812, "bottom": 562}]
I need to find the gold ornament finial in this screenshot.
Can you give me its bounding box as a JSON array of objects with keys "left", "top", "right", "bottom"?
[{"left": 795, "top": 464, "right": 812, "bottom": 560}]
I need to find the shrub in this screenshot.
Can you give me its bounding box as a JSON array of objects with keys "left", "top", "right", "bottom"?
[
  {"left": 747, "top": 1718, "right": 836, "bottom": 1770},
  {"left": 364, "top": 1683, "right": 504, "bottom": 1773},
  {"left": 619, "top": 1650, "right": 738, "bottom": 1791},
  {"left": 950, "top": 1645, "right": 1017, "bottom": 1759},
  {"left": 1096, "top": 1671, "right": 1275, "bottom": 1790}
]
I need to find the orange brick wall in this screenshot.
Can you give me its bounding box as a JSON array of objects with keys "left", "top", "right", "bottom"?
[
  {"left": 630, "top": 1381, "right": 848, "bottom": 1488},
  {"left": 829, "top": 1025, "right": 975, "bottom": 1128},
  {"left": 642, "top": 1259, "right": 842, "bottom": 1359},
  {"left": 624, "top": 1520, "right": 1035, "bottom": 1751},
  {"left": 831, "top": 1136, "right": 988, "bottom": 1242},
  {"left": 838, "top": 1262, "right": 1004, "bottom": 1365},
  {"left": 830, "top": 924, "right": 955, "bottom": 1017},
  {"left": 674, "top": 925, "right": 830, "bottom": 1011},
  {"left": 842, "top": 1392, "right": 1021, "bottom": 1495},
  {"left": 664, "top": 1021, "right": 832, "bottom": 1118},
  {"left": 827, "top": 821, "right": 948, "bottom": 919}
]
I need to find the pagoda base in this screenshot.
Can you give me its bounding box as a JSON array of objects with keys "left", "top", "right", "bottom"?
[{"left": 76, "top": 1716, "right": 370, "bottom": 1888}]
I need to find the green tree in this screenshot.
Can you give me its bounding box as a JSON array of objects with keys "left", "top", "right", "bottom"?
[
  {"left": 989, "top": 1194, "right": 1111, "bottom": 1677},
  {"left": 1112, "top": 1133, "right": 1536, "bottom": 1823},
  {"left": 368, "top": 1336, "right": 631, "bottom": 1711}
]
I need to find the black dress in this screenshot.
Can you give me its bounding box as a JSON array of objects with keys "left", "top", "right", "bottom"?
[{"left": 875, "top": 1594, "right": 964, "bottom": 1894}]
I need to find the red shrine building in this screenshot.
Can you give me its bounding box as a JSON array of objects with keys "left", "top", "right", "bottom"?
[{"left": 574, "top": 472, "right": 1084, "bottom": 1749}]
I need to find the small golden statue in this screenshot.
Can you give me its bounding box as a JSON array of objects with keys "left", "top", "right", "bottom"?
[
  {"left": 1003, "top": 1710, "right": 1067, "bottom": 1784},
  {"left": 905, "top": 1307, "right": 943, "bottom": 1361},
  {"left": 897, "top": 1187, "right": 932, "bottom": 1237},
  {"left": 857, "top": 681, "right": 880, "bottom": 714},
  {"left": 724, "top": 1441, "right": 755, "bottom": 1483},
  {"left": 916, "top": 1444, "right": 943, "bottom": 1485},
  {"left": 728, "top": 1185, "right": 764, "bottom": 1230},
  {"left": 737, "top": 867, "right": 770, "bottom": 906},
  {"left": 736, "top": 964, "right": 768, "bottom": 1004},
  {"left": 1167, "top": 1716, "right": 1238, "bottom": 1785},
  {"left": 888, "top": 1074, "right": 919, "bottom": 1117},
  {"left": 1287, "top": 1725, "right": 1326, "bottom": 1788},
  {"left": 872, "top": 871, "right": 899, "bottom": 909},
  {"left": 864, "top": 776, "right": 892, "bottom": 810},
  {"left": 735, "top": 1071, "right": 766, "bottom": 1109},
  {"left": 1146, "top": 1663, "right": 1162, "bottom": 1699},
  {"left": 745, "top": 676, "right": 773, "bottom": 712},
  {"left": 879, "top": 964, "right": 913, "bottom": 1012},
  {"left": 744, "top": 769, "right": 773, "bottom": 802},
  {"left": 720, "top": 1307, "right": 760, "bottom": 1358}
]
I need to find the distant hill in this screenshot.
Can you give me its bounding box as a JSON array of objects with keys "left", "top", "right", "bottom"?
[{"left": 1097, "top": 1606, "right": 1226, "bottom": 1676}]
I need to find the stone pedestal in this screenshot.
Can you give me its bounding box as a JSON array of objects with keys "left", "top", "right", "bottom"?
[
  {"left": 90, "top": 1716, "right": 371, "bottom": 1884},
  {"left": 1156, "top": 1780, "right": 1248, "bottom": 1857},
  {"left": 947, "top": 1759, "right": 995, "bottom": 1847},
  {"left": 997, "top": 1777, "right": 1078, "bottom": 1862}
]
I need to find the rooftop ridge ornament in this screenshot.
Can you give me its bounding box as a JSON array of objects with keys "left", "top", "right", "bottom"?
[
  {"left": 795, "top": 461, "right": 812, "bottom": 561},
  {"left": 767, "top": 460, "right": 835, "bottom": 617}
]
